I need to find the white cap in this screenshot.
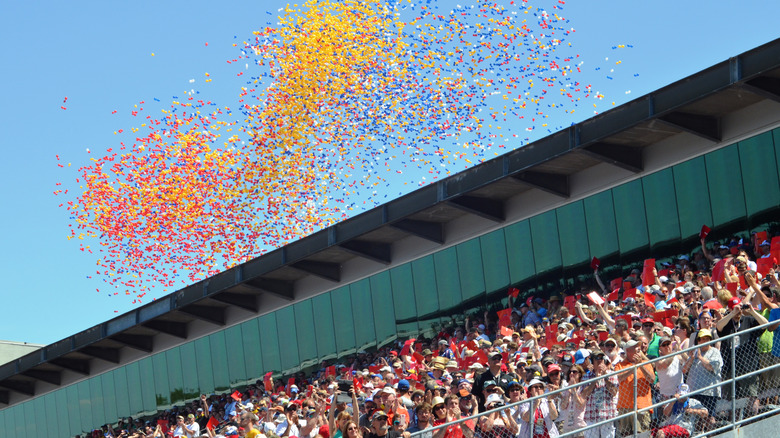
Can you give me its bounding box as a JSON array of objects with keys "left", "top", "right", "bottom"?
[{"left": 485, "top": 393, "right": 503, "bottom": 406}]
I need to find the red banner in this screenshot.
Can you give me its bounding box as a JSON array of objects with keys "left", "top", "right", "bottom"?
[{"left": 642, "top": 259, "right": 656, "bottom": 287}]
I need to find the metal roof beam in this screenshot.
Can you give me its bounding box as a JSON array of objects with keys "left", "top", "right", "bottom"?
[
  {"left": 111, "top": 333, "right": 154, "bottom": 353},
  {"left": 50, "top": 357, "right": 90, "bottom": 375},
  {"left": 447, "top": 195, "right": 505, "bottom": 222},
  {"left": 390, "top": 219, "right": 444, "bottom": 244},
  {"left": 244, "top": 278, "right": 295, "bottom": 301},
  {"left": 0, "top": 380, "right": 34, "bottom": 396},
  {"left": 21, "top": 370, "right": 61, "bottom": 386},
  {"left": 291, "top": 261, "right": 341, "bottom": 282},
  {"left": 658, "top": 112, "right": 721, "bottom": 142},
  {"left": 143, "top": 320, "right": 188, "bottom": 339},
  {"left": 339, "top": 240, "right": 391, "bottom": 265},
  {"left": 513, "top": 171, "right": 569, "bottom": 198},
  {"left": 741, "top": 76, "right": 780, "bottom": 103},
  {"left": 211, "top": 292, "right": 259, "bottom": 313},
  {"left": 81, "top": 347, "right": 120, "bottom": 364},
  {"left": 578, "top": 142, "right": 643, "bottom": 173},
  {"left": 179, "top": 305, "right": 226, "bottom": 326}
]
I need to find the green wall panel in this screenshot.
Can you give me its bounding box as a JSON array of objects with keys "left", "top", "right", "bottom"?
[
  {"left": 504, "top": 219, "right": 536, "bottom": 283},
  {"left": 293, "top": 300, "right": 319, "bottom": 366},
  {"left": 258, "top": 313, "right": 282, "bottom": 372},
  {"left": 434, "top": 248, "right": 463, "bottom": 311},
  {"left": 738, "top": 131, "right": 780, "bottom": 216},
  {"left": 612, "top": 179, "right": 649, "bottom": 253},
  {"left": 194, "top": 337, "right": 215, "bottom": 395},
  {"left": 530, "top": 210, "right": 562, "bottom": 272},
  {"left": 457, "top": 239, "right": 486, "bottom": 300},
  {"left": 240, "top": 318, "right": 264, "bottom": 380},
  {"left": 350, "top": 279, "right": 377, "bottom": 350},
  {"left": 480, "top": 229, "right": 511, "bottom": 293},
  {"left": 556, "top": 201, "right": 589, "bottom": 267},
  {"left": 705, "top": 144, "right": 746, "bottom": 226},
  {"left": 583, "top": 190, "right": 619, "bottom": 258},
  {"left": 330, "top": 286, "right": 357, "bottom": 356},
  {"left": 672, "top": 157, "right": 713, "bottom": 238},
  {"left": 369, "top": 271, "right": 398, "bottom": 347},
  {"left": 390, "top": 264, "right": 419, "bottom": 337},
  {"left": 275, "top": 306, "right": 301, "bottom": 372},
  {"left": 311, "top": 293, "right": 337, "bottom": 360},
  {"left": 642, "top": 168, "right": 681, "bottom": 246},
  {"left": 225, "top": 325, "right": 248, "bottom": 386}
]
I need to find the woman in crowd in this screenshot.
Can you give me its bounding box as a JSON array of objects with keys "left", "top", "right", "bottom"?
[
  {"left": 558, "top": 365, "right": 586, "bottom": 438},
  {"left": 683, "top": 329, "right": 722, "bottom": 429}
]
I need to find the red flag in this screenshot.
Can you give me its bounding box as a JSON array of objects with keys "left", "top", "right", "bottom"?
[
  {"left": 644, "top": 291, "right": 656, "bottom": 308},
  {"left": 598, "top": 331, "right": 609, "bottom": 342},
  {"left": 700, "top": 225, "right": 711, "bottom": 240},
  {"left": 591, "top": 257, "right": 601, "bottom": 270},
  {"left": 625, "top": 287, "right": 639, "bottom": 300},
  {"left": 642, "top": 259, "right": 656, "bottom": 287},
  {"left": 231, "top": 390, "right": 242, "bottom": 401},
  {"left": 264, "top": 372, "right": 273, "bottom": 391},
  {"left": 772, "top": 236, "right": 780, "bottom": 252},
  {"left": 326, "top": 365, "right": 337, "bottom": 377},
  {"left": 545, "top": 324, "right": 557, "bottom": 343},
  {"left": 712, "top": 258, "right": 727, "bottom": 282},
  {"left": 755, "top": 231, "right": 768, "bottom": 244},
  {"left": 586, "top": 291, "right": 605, "bottom": 306},
  {"left": 497, "top": 308, "right": 512, "bottom": 328},
  {"left": 610, "top": 277, "right": 623, "bottom": 291},
  {"left": 606, "top": 288, "right": 619, "bottom": 301},
  {"left": 286, "top": 378, "right": 296, "bottom": 394},
  {"left": 508, "top": 287, "right": 520, "bottom": 298},
  {"left": 563, "top": 295, "right": 577, "bottom": 315},
  {"left": 725, "top": 282, "right": 738, "bottom": 294},
  {"left": 500, "top": 326, "right": 513, "bottom": 337},
  {"left": 473, "top": 349, "right": 489, "bottom": 365},
  {"left": 157, "top": 419, "right": 169, "bottom": 435},
  {"left": 206, "top": 416, "right": 219, "bottom": 431},
  {"left": 401, "top": 339, "right": 415, "bottom": 356},
  {"left": 412, "top": 352, "right": 424, "bottom": 364},
  {"left": 368, "top": 364, "right": 382, "bottom": 374},
  {"left": 757, "top": 257, "right": 775, "bottom": 276},
  {"left": 353, "top": 378, "right": 363, "bottom": 394},
  {"left": 616, "top": 314, "right": 632, "bottom": 328}
]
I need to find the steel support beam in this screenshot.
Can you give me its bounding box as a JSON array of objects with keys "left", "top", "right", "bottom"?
[
  {"left": 81, "top": 347, "right": 120, "bottom": 364},
  {"left": 290, "top": 260, "right": 341, "bottom": 282},
  {"left": 578, "top": 142, "right": 644, "bottom": 173},
  {"left": 513, "top": 171, "right": 569, "bottom": 198},
  {"left": 111, "top": 333, "right": 154, "bottom": 353},
  {"left": 50, "top": 357, "right": 90, "bottom": 375},
  {"left": 0, "top": 380, "right": 34, "bottom": 396},
  {"left": 21, "top": 370, "right": 61, "bottom": 386},
  {"left": 339, "top": 240, "right": 391, "bottom": 265},
  {"left": 741, "top": 76, "right": 780, "bottom": 103},
  {"left": 143, "top": 320, "right": 188, "bottom": 339},
  {"left": 658, "top": 111, "right": 720, "bottom": 142},
  {"left": 447, "top": 195, "right": 504, "bottom": 222},
  {"left": 390, "top": 219, "right": 444, "bottom": 244},
  {"left": 179, "top": 305, "right": 226, "bottom": 326},
  {"left": 211, "top": 292, "right": 259, "bottom": 313},
  {"left": 244, "top": 278, "right": 295, "bottom": 301}
]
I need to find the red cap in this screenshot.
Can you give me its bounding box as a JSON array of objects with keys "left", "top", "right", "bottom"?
[
  {"left": 640, "top": 318, "right": 654, "bottom": 324},
  {"left": 547, "top": 364, "right": 561, "bottom": 373},
  {"left": 389, "top": 351, "right": 398, "bottom": 356},
  {"left": 727, "top": 297, "right": 741, "bottom": 310}
]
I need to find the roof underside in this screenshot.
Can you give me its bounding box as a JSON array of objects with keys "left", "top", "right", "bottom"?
[{"left": 2, "top": 38, "right": 780, "bottom": 407}]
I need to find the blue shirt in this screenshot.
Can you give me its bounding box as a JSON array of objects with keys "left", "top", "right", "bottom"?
[{"left": 770, "top": 308, "right": 780, "bottom": 358}]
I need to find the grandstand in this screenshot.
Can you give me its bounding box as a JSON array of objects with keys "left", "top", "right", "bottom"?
[{"left": 2, "top": 37, "right": 780, "bottom": 437}]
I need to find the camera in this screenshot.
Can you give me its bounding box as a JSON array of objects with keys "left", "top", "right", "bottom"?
[
  {"left": 741, "top": 303, "right": 750, "bottom": 309},
  {"left": 337, "top": 380, "right": 353, "bottom": 392}
]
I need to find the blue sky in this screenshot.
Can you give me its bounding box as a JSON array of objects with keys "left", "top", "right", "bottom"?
[{"left": 1, "top": 0, "right": 778, "bottom": 346}]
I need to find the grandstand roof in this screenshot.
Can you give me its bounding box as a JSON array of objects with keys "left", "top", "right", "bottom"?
[{"left": 2, "top": 37, "right": 780, "bottom": 407}]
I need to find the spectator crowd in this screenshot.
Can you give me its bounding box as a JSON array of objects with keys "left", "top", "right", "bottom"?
[{"left": 84, "top": 231, "right": 780, "bottom": 438}]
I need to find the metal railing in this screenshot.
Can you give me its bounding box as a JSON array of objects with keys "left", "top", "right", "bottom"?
[{"left": 409, "top": 319, "right": 780, "bottom": 438}]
